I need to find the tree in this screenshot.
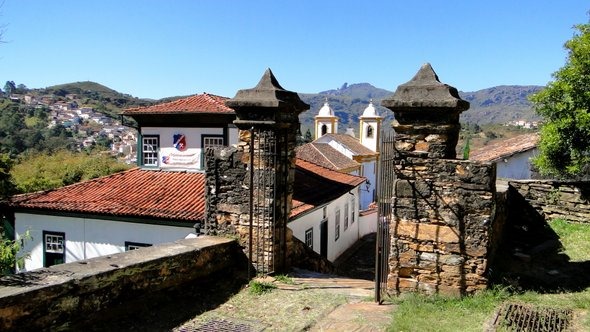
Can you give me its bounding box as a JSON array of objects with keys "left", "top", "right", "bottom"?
[
  {"left": 0, "top": 229, "right": 30, "bottom": 275},
  {"left": 0, "top": 154, "right": 16, "bottom": 199},
  {"left": 11, "top": 150, "right": 131, "bottom": 193},
  {"left": 3, "top": 81, "right": 15, "bottom": 95},
  {"left": 530, "top": 22, "right": 590, "bottom": 177},
  {"left": 304, "top": 129, "right": 313, "bottom": 143},
  {"left": 15, "top": 83, "right": 27, "bottom": 94},
  {"left": 0, "top": 153, "right": 27, "bottom": 276}
]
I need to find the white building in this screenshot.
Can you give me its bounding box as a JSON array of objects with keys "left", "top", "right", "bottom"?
[
  {"left": 470, "top": 133, "right": 540, "bottom": 179},
  {"left": 6, "top": 93, "right": 370, "bottom": 271},
  {"left": 297, "top": 100, "right": 382, "bottom": 209}
]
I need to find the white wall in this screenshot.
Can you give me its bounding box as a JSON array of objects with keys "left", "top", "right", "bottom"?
[
  {"left": 359, "top": 209, "right": 378, "bottom": 237},
  {"left": 289, "top": 188, "right": 361, "bottom": 262},
  {"left": 141, "top": 127, "right": 225, "bottom": 170},
  {"left": 496, "top": 149, "right": 538, "bottom": 179},
  {"left": 359, "top": 160, "right": 376, "bottom": 209},
  {"left": 15, "top": 213, "right": 193, "bottom": 272},
  {"left": 228, "top": 126, "right": 239, "bottom": 146},
  {"left": 326, "top": 140, "right": 354, "bottom": 159},
  {"left": 359, "top": 121, "right": 379, "bottom": 152}
]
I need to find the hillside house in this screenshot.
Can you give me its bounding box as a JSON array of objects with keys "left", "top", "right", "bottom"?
[
  {"left": 6, "top": 92, "right": 369, "bottom": 271},
  {"left": 470, "top": 133, "right": 539, "bottom": 179}
]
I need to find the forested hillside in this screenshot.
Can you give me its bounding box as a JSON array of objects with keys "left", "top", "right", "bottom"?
[
  {"left": 0, "top": 79, "right": 542, "bottom": 194},
  {"left": 297, "top": 83, "right": 543, "bottom": 133}
]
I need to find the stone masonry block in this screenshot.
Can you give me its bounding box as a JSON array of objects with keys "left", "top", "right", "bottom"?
[{"left": 395, "top": 220, "right": 460, "bottom": 243}]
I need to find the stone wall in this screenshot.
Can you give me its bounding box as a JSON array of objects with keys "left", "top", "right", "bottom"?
[
  {"left": 509, "top": 180, "right": 590, "bottom": 223},
  {"left": 204, "top": 145, "right": 249, "bottom": 238},
  {"left": 0, "top": 237, "right": 242, "bottom": 331},
  {"left": 205, "top": 145, "right": 333, "bottom": 274},
  {"left": 389, "top": 158, "right": 497, "bottom": 296}
]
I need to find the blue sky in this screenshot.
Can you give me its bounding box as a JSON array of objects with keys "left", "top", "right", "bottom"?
[{"left": 0, "top": 1, "right": 588, "bottom": 99}]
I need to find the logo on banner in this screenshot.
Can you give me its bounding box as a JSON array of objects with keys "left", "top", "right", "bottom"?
[{"left": 173, "top": 134, "right": 187, "bottom": 151}]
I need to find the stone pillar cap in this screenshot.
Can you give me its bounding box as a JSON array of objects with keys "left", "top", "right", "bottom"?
[
  {"left": 381, "top": 63, "right": 469, "bottom": 112},
  {"left": 226, "top": 68, "right": 309, "bottom": 113}
]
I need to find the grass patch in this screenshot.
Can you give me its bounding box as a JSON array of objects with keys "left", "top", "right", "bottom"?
[
  {"left": 549, "top": 218, "right": 590, "bottom": 262},
  {"left": 388, "top": 219, "right": 590, "bottom": 331},
  {"left": 248, "top": 280, "right": 277, "bottom": 295},
  {"left": 24, "top": 116, "right": 41, "bottom": 128},
  {"left": 389, "top": 287, "right": 510, "bottom": 332},
  {"left": 274, "top": 274, "right": 295, "bottom": 284}
]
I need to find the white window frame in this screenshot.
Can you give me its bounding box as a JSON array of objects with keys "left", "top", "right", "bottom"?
[
  {"left": 335, "top": 209, "right": 340, "bottom": 241},
  {"left": 142, "top": 135, "right": 159, "bottom": 167},
  {"left": 45, "top": 233, "right": 64, "bottom": 254},
  {"left": 125, "top": 241, "right": 152, "bottom": 251},
  {"left": 351, "top": 196, "right": 356, "bottom": 224},
  {"left": 202, "top": 136, "right": 224, "bottom": 148},
  {"left": 305, "top": 228, "right": 313, "bottom": 249},
  {"left": 201, "top": 135, "right": 225, "bottom": 169},
  {"left": 344, "top": 203, "right": 349, "bottom": 231}
]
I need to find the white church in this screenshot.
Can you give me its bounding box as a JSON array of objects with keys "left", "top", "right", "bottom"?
[{"left": 297, "top": 99, "right": 382, "bottom": 210}]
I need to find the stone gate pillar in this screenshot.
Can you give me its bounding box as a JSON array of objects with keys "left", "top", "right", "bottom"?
[
  {"left": 381, "top": 63, "right": 496, "bottom": 296},
  {"left": 224, "top": 69, "right": 309, "bottom": 274}
]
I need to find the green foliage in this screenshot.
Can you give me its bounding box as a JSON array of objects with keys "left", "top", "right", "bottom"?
[
  {"left": 530, "top": 22, "right": 590, "bottom": 178},
  {"left": 303, "top": 129, "right": 313, "bottom": 143},
  {"left": 0, "top": 153, "right": 16, "bottom": 198},
  {"left": 44, "top": 81, "right": 154, "bottom": 119},
  {"left": 389, "top": 287, "right": 511, "bottom": 332},
  {"left": 388, "top": 219, "right": 590, "bottom": 331},
  {"left": 1, "top": 229, "right": 31, "bottom": 275},
  {"left": 274, "top": 274, "right": 295, "bottom": 284},
  {"left": 462, "top": 135, "right": 471, "bottom": 160},
  {"left": 549, "top": 218, "right": 590, "bottom": 262},
  {"left": 11, "top": 150, "right": 131, "bottom": 193},
  {"left": 0, "top": 100, "right": 77, "bottom": 156},
  {"left": 3, "top": 81, "right": 15, "bottom": 95},
  {"left": 248, "top": 280, "right": 277, "bottom": 295}
]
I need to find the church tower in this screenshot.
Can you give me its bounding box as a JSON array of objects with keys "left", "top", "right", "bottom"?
[
  {"left": 314, "top": 98, "right": 338, "bottom": 139},
  {"left": 359, "top": 100, "right": 382, "bottom": 152}
]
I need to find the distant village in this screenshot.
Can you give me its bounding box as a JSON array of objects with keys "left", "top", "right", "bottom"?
[
  {"left": 4, "top": 89, "right": 543, "bottom": 170},
  {"left": 6, "top": 92, "right": 138, "bottom": 164}
]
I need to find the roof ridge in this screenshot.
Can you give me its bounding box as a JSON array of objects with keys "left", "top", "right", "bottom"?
[
  {"left": 11, "top": 168, "right": 139, "bottom": 201},
  {"left": 310, "top": 143, "right": 340, "bottom": 169},
  {"left": 295, "top": 158, "right": 366, "bottom": 185}
]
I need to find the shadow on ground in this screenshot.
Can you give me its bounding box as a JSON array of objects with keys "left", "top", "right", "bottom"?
[
  {"left": 333, "top": 233, "right": 376, "bottom": 281},
  {"left": 491, "top": 189, "right": 590, "bottom": 293},
  {"left": 63, "top": 268, "right": 248, "bottom": 331}
]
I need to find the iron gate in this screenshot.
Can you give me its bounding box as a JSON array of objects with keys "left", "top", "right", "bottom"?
[
  {"left": 375, "top": 131, "right": 395, "bottom": 303},
  {"left": 247, "top": 128, "right": 289, "bottom": 278}
]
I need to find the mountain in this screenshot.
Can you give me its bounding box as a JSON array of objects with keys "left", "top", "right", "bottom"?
[
  {"left": 459, "top": 85, "right": 543, "bottom": 125},
  {"left": 44, "top": 81, "right": 155, "bottom": 119},
  {"left": 298, "top": 83, "right": 395, "bottom": 134},
  {"left": 297, "top": 83, "right": 544, "bottom": 133},
  {"left": 33, "top": 81, "right": 543, "bottom": 130}
]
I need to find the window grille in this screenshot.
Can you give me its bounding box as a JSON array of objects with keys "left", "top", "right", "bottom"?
[
  {"left": 142, "top": 136, "right": 159, "bottom": 166},
  {"left": 45, "top": 234, "right": 64, "bottom": 253},
  {"left": 125, "top": 241, "right": 152, "bottom": 251},
  {"left": 344, "top": 204, "right": 349, "bottom": 230},
  {"left": 335, "top": 209, "right": 340, "bottom": 240},
  {"left": 305, "top": 228, "right": 313, "bottom": 249},
  {"left": 351, "top": 196, "right": 356, "bottom": 224}
]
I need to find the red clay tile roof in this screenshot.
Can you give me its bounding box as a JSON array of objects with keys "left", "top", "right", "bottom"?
[
  {"left": 470, "top": 133, "right": 540, "bottom": 162},
  {"left": 9, "top": 159, "right": 365, "bottom": 223},
  {"left": 290, "top": 159, "right": 366, "bottom": 219},
  {"left": 9, "top": 168, "right": 206, "bottom": 223},
  {"left": 122, "top": 93, "right": 234, "bottom": 115},
  {"left": 295, "top": 143, "right": 360, "bottom": 171},
  {"left": 317, "top": 133, "right": 377, "bottom": 156}
]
